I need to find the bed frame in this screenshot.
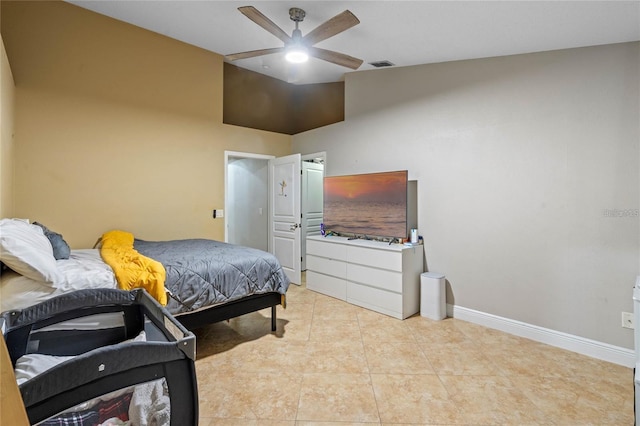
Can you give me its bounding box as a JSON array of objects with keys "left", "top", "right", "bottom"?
[{"left": 174, "top": 292, "right": 283, "bottom": 331}]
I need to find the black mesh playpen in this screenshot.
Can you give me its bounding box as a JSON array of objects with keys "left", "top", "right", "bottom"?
[{"left": 1, "top": 288, "right": 198, "bottom": 425}]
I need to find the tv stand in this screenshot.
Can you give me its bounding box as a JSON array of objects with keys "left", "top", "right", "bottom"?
[{"left": 306, "top": 235, "right": 424, "bottom": 319}]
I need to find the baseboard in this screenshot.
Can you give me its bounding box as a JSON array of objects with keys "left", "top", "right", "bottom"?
[{"left": 447, "top": 304, "right": 635, "bottom": 368}]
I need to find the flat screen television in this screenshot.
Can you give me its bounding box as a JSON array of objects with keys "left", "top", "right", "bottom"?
[{"left": 323, "top": 170, "right": 409, "bottom": 240}]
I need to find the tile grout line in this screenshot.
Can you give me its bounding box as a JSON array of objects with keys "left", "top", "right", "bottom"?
[
  {"left": 357, "top": 309, "right": 383, "bottom": 425},
  {"left": 293, "top": 284, "right": 317, "bottom": 424}
]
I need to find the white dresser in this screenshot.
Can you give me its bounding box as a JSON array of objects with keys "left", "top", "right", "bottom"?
[{"left": 306, "top": 235, "right": 424, "bottom": 319}]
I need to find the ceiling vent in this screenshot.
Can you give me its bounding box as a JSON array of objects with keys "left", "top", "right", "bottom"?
[{"left": 368, "top": 60, "right": 395, "bottom": 68}]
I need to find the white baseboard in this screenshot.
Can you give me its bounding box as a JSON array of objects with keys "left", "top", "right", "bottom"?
[{"left": 447, "top": 304, "right": 635, "bottom": 368}]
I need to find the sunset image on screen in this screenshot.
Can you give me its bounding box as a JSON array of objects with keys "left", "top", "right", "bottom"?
[
  {"left": 323, "top": 170, "right": 408, "bottom": 238},
  {"left": 324, "top": 171, "right": 407, "bottom": 203}
]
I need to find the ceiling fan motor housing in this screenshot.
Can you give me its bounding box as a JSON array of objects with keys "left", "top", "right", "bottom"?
[{"left": 289, "top": 8, "right": 306, "bottom": 23}]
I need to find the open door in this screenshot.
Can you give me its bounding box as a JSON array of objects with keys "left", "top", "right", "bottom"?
[{"left": 269, "top": 154, "right": 301, "bottom": 285}]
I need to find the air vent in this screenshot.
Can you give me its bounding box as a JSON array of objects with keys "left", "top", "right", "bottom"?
[{"left": 368, "top": 60, "right": 395, "bottom": 68}]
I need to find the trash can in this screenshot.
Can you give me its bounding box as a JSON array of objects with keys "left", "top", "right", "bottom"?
[{"left": 420, "top": 272, "right": 446, "bottom": 320}]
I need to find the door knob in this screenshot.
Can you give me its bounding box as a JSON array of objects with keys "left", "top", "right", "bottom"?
[{"left": 290, "top": 223, "right": 300, "bottom": 231}]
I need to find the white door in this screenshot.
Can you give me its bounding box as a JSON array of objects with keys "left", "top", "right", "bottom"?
[
  {"left": 301, "top": 161, "right": 324, "bottom": 270},
  {"left": 269, "top": 154, "right": 301, "bottom": 285}
]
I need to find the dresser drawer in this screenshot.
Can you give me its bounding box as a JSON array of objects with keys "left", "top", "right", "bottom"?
[
  {"left": 306, "top": 270, "right": 347, "bottom": 300},
  {"left": 346, "top": 263, "right": 403, "bottom": 293},
  {"left": 307, "top": 254, "right": 346, "bottom": 279},
  {"left": 347, "top": 282, "right": 403, "bottom": 317},
  {"left": 347, "top": 246, "right": 403, "bottom": 271},
  {"left": 307, "top": 239, "right": 347, "bottom": 261}
]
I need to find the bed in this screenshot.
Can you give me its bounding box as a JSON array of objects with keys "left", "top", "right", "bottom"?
[
  {"left": 133, "top": 236, "right": 290, "bottom": 330},
  {"left": 1, "top": 219, "right": 289, "bottom": 425},
  {"left": 0, "top": 219, "right": 290, "bottom": 332}
]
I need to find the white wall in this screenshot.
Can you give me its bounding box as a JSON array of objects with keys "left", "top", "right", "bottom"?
[
  {"left": 228, "top": 157, "right": 269, "bottom": 251},
  {"left": 293, "top": 42, "right": 640, "bottom": 349}
]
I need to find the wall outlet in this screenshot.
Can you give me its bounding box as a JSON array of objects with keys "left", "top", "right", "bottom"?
[{"left": 622, "top": 311, "right": 634, "bottom": 329}]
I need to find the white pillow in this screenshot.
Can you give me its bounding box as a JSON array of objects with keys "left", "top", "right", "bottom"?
[{"left": 0, "top": 218, "right": 61, "bottom": 286}]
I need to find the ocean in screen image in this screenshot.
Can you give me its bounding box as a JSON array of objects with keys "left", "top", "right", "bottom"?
[{"left": 323, "top": 199, "right": 406, "bottom": 238}]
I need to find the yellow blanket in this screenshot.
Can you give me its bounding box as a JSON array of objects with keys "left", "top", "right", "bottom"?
[{"left": 99, "top": 230, "right": 167, "bottom": 306}]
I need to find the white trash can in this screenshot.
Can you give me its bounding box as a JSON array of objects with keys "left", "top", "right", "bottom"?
[{"left": 420, "top": 272, "right": 446, "bottom": 320}]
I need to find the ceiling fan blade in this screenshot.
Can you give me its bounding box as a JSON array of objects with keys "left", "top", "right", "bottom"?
[
  {"left": 309, "top": 47, "right": 363, "bottom": 70},
  {"left": 238, "top": 6, "right": 291, "bottom": 44},
  {"left": 303, "top": 10, "right": 360, "bottom": 46},
  {"left": 225, "top": 47, "right": 285, "bottom": 61}
]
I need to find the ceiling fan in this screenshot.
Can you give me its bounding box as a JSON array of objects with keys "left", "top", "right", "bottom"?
[{"left": 225, "top": 6, "right": 364, "bottom": 70}]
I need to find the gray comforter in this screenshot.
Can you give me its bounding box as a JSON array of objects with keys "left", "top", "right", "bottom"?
[{"left": 134, "top": 239, "right": 290, "bottom": 315}]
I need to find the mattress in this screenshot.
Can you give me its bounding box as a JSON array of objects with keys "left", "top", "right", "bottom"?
[
  {"left": 134, "top": 238, "right": 290, "bottom": 315},
  {"left": 1, "top": 241, "right": 289, "bottom": 321},
  {"left": 1, "top": 249, "right": 117, "bottom": 312}
]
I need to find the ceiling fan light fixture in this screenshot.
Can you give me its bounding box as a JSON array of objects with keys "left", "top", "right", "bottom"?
[
  {"left": 285, "top": 44, "right": 309, "bottom": 64},
  {"left": 228, "top": 6, "right": 362, "bottom": 70}
]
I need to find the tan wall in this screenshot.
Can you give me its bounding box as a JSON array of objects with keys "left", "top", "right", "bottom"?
[
  {"left": 0, "top": 35, "right": 15, "bottom": 218},
  {"left": 1, "top": 1, "right": 291, "bottom": 248}
]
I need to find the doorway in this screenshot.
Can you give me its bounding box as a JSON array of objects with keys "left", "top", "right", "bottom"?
[
  {"left": 224, "top": 150, "right": 325, "bottom": 276},
  {"left": 225, "top": 152, "right": 272, "bottom": 251}
]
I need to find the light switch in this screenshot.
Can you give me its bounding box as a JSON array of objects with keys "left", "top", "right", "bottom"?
[{"left": 212, "top": 209, "right": 224, "bottom": 218}]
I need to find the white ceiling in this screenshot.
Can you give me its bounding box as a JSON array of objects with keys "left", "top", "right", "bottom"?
[{"left": 67, "top": 1, "right": 640, "bottom": 85}]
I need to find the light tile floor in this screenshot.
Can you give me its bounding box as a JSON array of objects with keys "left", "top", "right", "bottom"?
[{"left": 194, "top": 281, "right": 634, "bottom": 425}]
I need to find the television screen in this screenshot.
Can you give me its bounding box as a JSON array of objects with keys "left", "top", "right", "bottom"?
[{"left": 323, "top": 170, "right": 408, "bottom": 239}]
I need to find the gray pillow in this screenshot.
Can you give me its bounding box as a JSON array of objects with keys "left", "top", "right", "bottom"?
[{"left": 33, "top": 222, "right": 70, "bottom": 260}]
